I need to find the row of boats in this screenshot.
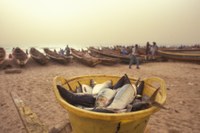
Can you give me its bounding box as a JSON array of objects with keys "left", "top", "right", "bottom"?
[{"left": 0, "top": 47, "right": 200, "bottom": 67}]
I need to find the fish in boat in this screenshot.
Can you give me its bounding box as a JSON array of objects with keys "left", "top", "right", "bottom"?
[
  {"left": 92, "top": 108, "right": 116, "bottom": 113},
  {"left": 112, "top": 74, "right": 131, "bottom": 89},
  {"left": 107, "top": 84, "right": 137, "bottom": 110},
  {"left": 90, "top": 79, "right": 97, "bottom": 88},
  {"left": 92, "top": 80, "right": 113, "bottom": 95},
  {"left": 136, "top": 81, "right": 145, "bottom": 96},
  {"left": 129, "top": 87, "right": 166, "bottom": 111},
  {"left": 95, "top": 88, "right": 117, "bottom": 108},
  {"left": 57, "top": 85, "right": 95, "bottom": 107},
  {"left": 77, "top": 81, "right": 93, "bottom": 94}
]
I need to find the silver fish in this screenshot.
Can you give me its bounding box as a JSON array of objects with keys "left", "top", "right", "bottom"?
[
  {"left": 95, "top": 88, "right": 117, "bottom": 107},
  {"left": 107, "top": 84, "right": 137, "bottom": 110},
  {"left": 81, "top": 84, "right": 93, "bottom": 94},
  {"left": 92, "top": 80, "right": 112, "bottom": 95},
  {"left": 77, "top": 81, "right": 93, "bottom": 94}
]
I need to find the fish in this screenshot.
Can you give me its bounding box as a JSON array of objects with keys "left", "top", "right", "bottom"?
[
  {"left": 135, "top": 77, "right": 141, "bottom": 87},
  {"left": 95, "top": 88, "right": 117, "bottom": 107},
  {"left": 131, "top": 101, "right": 150, "bottom": 112},
  {"left": 112, "top": 74, "right": 131, "bottom": 89},
  {"left": 136, "top": 81, "right": 144, "bottom": 95},
  {"left": 107, "top": 84, "right": 137, "bottom": 110},
  {"left": 75, "top": 86, "right": 82, "bottom": 93},
  {"left": 77, "top": 81, "right": 93, "bottom": 94},
  {"left": 92, "top": 108, "right": 127, "bottom": 113},
  {"left": 112, "top": 75, "right": 126, "bottom": 89},
  {"left": 92, "top": 80, "right": 113, "bottom": 95},
  {"left": 130, "top": 87, "right": 166, "bottom": 111},
  {"left": 92, "top": 108, "right": 116, "bottom": 113},
  {"left": 76, "top": 106, "right": 94, "bottom": 111},
  {"left": 57, "top": 85, "right": 95, "bottom": 107},
  {"left": 90, "top": 79, "right": 96, "bottom": 88}
]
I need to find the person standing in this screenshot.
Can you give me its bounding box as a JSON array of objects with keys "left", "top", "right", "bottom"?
[
  {"left": 151, "top": 42, "right": 158, "bottom": 60},
  {"left": 145, "top": 42, "right": 151, "bottom": 61},
  {"left": 129, "top": 44, "right": 140, "bottom": 69}
]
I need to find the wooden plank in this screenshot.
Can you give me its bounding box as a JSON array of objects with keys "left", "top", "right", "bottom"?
[
  {"left": 5, "top": 69, "right": 22, "bottom": 74},
  {"left": 10, "top": 92, "right": 48, "bottom": 133}
]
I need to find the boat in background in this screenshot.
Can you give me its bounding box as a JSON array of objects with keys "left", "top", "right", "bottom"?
[
  {"left": 30, "top": 48, "right": 49, "bottom": 65},
  {"left": 12, "top": 47, "right": 29, "bottom": 67},
  {"left": 88, "top": 47, "right": 130, "bottom": 63},
  {"left": 71, "top": 48, "right": 101, "bottom": 67},
  {"left": 88, "top": 47, "right": 147, "bottom": 64},
  {"left": 158, "top": 49, "right": 200, "bottom": 62},
  {"left": 0, "top": 47, "right": 6, "bottom": 66},
  {"left": 43, "top": 48, "right": 72, "bottom": 64},
  {"left": 88, "top": 48, "right": 120, "bottom": 65}
]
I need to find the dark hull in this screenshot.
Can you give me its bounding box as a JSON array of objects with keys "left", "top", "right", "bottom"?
[
  {"left": 44, "top": 48, "right": 71, "bottom": 64},
  {"left": 89, "top": 52, "right": 120, "bottom": 66},
  {"left": 12, "top": 47, "right": 29, "bottom": 67},
  {"left": 71, "top": 49, "right": 101, "bottom": 67},
  {"left": 0, "top": 47, "right": 6, "bottom": 65},
  {"left": 89, "top": 47, "right": 130, "bottom": 63},
  {"left": 30, "top": 48, "right": 49, "bottom": 65}
]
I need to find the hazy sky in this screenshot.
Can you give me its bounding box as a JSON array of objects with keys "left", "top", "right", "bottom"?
[{"left": 0, "top": 0, "right": 200, "bottom": 46}]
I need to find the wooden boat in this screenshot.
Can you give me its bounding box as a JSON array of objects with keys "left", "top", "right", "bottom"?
[
  {"left": 88, "top": 47, "right": 130, "bottom": 63},
  {"left": 0, "top": 47, "right": 6, "bottom": 65},
  {"left": 89, "top": 49, "right": 120, "bottom": 65},
  {"left": 12, "top": 47, "right": 29, "bottom": 67},
  {"left": 71, "top": 49, "right": 101, "bottom": 67},
  {"left": 89, "top": 53, "right": 120, "bottom": 65},
  {"left": 89, "top": 47, "right": 148, "bottom": 64},
  {"left": 30, "top": 48, "right": 49, "bottom": 65},
  {"left": 44, "top": 48, "right": 72, "bottom": 64},
  {"left": 158, "top": 49, "right": 200, "bottom": 62}
]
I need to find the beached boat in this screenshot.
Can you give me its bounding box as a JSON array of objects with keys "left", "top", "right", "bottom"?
[
  {"left": 158, "top": 49, "right": 200, "bottom": 62},
  {"left": 89, "top": 49, "right": 120, "bottom": 65},
  {"left": 30, "top": 48, "right": 49, "bottom": 65},
  {"left": 44, "top": 48, "right": 71, "bottom": 64},
  {"left": 12, "top": 47, "right": 29, "bottom": 67},
  {"left": 89, "top": 47, "right": 148, "bottom": 64},
  {"left": 0, "top": 47, "right": 6, "bottom": 66},
  {"left": 88, "top": 47, "right": 130, "bottom": 63},
  {"left": 71, "top": 49, "right": 101, "bottom": 67},
  {"left": 89, "top": 53, "right": 120, "bottom": 65}
]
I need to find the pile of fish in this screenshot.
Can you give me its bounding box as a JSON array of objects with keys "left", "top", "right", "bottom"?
[{"left": 57, "top": 74, "right": 165, "bottom": 113}]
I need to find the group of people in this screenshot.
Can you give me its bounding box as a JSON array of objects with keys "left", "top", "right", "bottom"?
[
  {"left": 145, "top": 42, "right": 158, "bottom": 60},
  {"left": 129, "top": 42, "right": 158, "bottom": 69},
  {"left": 58, "top": 45, "right": 71, "bottom": 56}
]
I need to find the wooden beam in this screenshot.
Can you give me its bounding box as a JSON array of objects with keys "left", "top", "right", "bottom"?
[{"left": 10, "top": 92, "right": 48, "bottom": 133}]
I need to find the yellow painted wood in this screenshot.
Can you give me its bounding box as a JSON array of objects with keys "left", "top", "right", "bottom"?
[{"left": 10, "top": 92, "right": 48, "bottom": 133}]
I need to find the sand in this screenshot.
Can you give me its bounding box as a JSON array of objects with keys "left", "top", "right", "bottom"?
[{"left": 0, "top": 58, "right": 200, "bottom": 133}]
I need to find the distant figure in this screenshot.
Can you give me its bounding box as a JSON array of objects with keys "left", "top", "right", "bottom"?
[
  {"left": 129, "top": 44, "right": 140, "bottom": 69},
  {"left": 65, "top": 45, "right": 70, "bottom": 56},
  {"left": 145, "top": 42, "right": 151, "bottom": 61},
  {"left": 59, "top": 48, "right": 64, "bottom": 55},
  {"left": 121, "top": 47, "right": 128, "bottom": 55},
  {"left": 54, "top": 49, "right": 57, "bottom": 53},
  {"left": 151, "top": 42, "right": 158, "bottom": 60}
]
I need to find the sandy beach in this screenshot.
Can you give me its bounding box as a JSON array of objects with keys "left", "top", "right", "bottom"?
[{"left": 0, "top": 59, "right": 200, "bottom": 133}]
